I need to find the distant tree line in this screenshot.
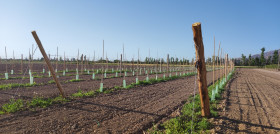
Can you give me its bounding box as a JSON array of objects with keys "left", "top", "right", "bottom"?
[{"left": 235, "top": 47, "right": 279, "bottom": 66}]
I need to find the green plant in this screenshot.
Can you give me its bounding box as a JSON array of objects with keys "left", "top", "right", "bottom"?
[
  {"left": 72, "top": 90, "right": 84, "bottom": 97},
  {"left": 0, "top": 99, "right": 24, "bottom": 114},
  {"left": 27, "top": 97, "right": 52, "bottom": 108},
  {"left": 47, "top": 80, "right": 55, "bottom": 84}
]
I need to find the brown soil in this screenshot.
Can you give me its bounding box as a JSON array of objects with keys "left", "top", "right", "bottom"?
[
  {"left": 0, "top": 70, "right": 223, "bottom": 133},
  {"left": 214, "top": 68, "right": 280, "bottom": 134},
  {"left": 0, "top": 70, "right": 196, "bottom": 106}
]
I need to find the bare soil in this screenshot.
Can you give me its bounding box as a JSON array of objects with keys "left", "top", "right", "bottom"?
[
  {"left": 0, "top": 70, "right": 223, "bottom": 133},
  {"left": 214, "top": 68, "right": 280, "bottom": 134}
]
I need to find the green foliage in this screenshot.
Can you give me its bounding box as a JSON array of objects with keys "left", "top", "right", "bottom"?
[
  {"left": 72, "top": 90, "right": 96, "bottom": 97},
  {"left": 272, "top": 50, "right": 279, "bottom": 64},
  {"left": 27, "top": 97, "right": 52, "bottom": 108},
  {"left": 265, "top": 64, "right": 279, "bottom": 69},
  {"left": 47, "top": 80, "right": 55, "bottom": 84},
  {"left": 0, "top": 99, "right": 24, "bottom": 114},
  {"left": 0, "top": 83, "right": 36, "bottom": 90},
  {"left": 72, "top": 90, "right": 84, "bottom": 97},
  {"left": 0, "top": 96, "right": 69, "bottom": 114},
  {"left": 69, "top": 79, "right": 84, "bottom": 82}
]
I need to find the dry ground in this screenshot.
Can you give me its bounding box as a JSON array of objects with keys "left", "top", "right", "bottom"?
[{"left": 215, "top": 68, "right": 280, "bottom": 134}]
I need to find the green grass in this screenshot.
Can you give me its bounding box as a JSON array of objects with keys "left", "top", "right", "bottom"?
[
  {"left": 47, "top": 80, "right": 55, "bottom": 84},
  {"left": 0, "top": 83, "right": 37, "bottom": 90},
  {"left": 27, "top": 97, "right": 53, "bottom": 108},
  {"left": 68, "top": 79, "right": 84, "bottom": 82},
  {"left": 265, "top": 64, "right": 279, "bottom": 69},
  {"left": 0, "top": 99, "right": 24, "bottom": 114},
  {"left": 72, "top": 90, "right": 97, "bottom": 97},
  {"left": 0, "top": 96, "right": 69, "bottom": 114}
]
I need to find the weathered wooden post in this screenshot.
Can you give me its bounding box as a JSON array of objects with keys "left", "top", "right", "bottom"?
[
  {"left": 77, "top": 49, "right": 79, "bottom": 74},
  {"left": 81, "top": 54, "right": 83, "bottom": 74},
  {"left": 213, "top": 36, "right": 215, "bottom": 85},
  {"left": 5, "top": 46, "right": 8, "bottom": 73},
  {"left": 56, "top": 47, "right": 58, "bottom": 72},
  {"left": 31, "top": 31, "right": 65, "bottom": 98},
  {"left": 64, "top": 52, "right": 66, "bottom": 72},
  {"left": 217, "top": 42, "right": 220, "bottom": 78},
  {"left": 225, "top": 54, "right": 227, "bottom": 79},
  {"left": 120, "top": 54, "right": 122, "bottom": 77},
  {"left": 167, "top": 54, "right": 169, "bottom": 74},
  {"left": 21, "top": 54, "right": 23, "bottom": 74},
  {"left": 192, "top": 22, "right": 210, "bottom": 117}
]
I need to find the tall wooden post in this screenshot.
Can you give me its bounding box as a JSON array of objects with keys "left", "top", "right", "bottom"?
[
  {"left": 31, "top": 31, "right": 65, "bottom": 98},
  {"left": 5, "top": 46, "right": 7, "bottom": 73},
  {"left": 217, "top": 42, "right": 220, "bottom": 79},
  {"left": 220, "top": 48, "right": 222, "bottom": 77},
  {"left": 167, "top": 54, "right": 169, "bottom": 73},
  {"left": 213, "top": 36, "right": 215, "bottom": 85},
  {"left": 137, "top": 48, "right": 139, "bottom": 77},
  {"left": 56, "top": 47, "right": 58, "bottom": 72},
  {"left": 225, "top": 54, "right": 227, "bottom": 78},
  {"left": 192, "top": 22, "right": 210, "bottom": 117},
  {"left": 64, "top": 52, "right": 66, "bottom": 71},
  {"left": 31, "top": 44, "right": 34, "bottom": 72},
  {"left": 81, "top": 54, "right": 83, "bottom": 74},
  {"left": 120, "top": 54, "right": 122, "bottom": 77},
  {"left": 12, "top": 50, "right": 14, "bottom": 71},
  {"left": 77, "top": 49, "right": 79, "bottom": 74},
  {"left": 21, "top": 54, "right": 23, "bottom": 74}
]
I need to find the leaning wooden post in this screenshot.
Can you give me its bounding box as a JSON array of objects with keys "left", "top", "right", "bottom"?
[
  {"left": 192, "top": 22, "right": 210, "bottom": 117},
  {"left": 31, "top": 31, "right": 66, "bottom": 98}
]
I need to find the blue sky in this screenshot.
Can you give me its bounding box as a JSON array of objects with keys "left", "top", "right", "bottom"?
[{"left": 0, "top": 0, "right": 279, "bottom": 61}]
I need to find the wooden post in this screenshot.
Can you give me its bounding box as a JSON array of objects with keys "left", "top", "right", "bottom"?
[
  {"left": 167, "top": 54, "right": 169, "bottom": 74},
  {"left": 137, "top": 48, "right": 139, "bottom": 77},
  {"left": 85, "top": 55, "right": 87, "bottom": 71},
  {"left": 64, "top": 52, "right": 66, "bottom": 71},
  {"left": 160, "top": 58, "right": 162, "bottom": 72},
  {"left": 5, "top": 46, "right": 7, "bottom": 73},
  {"left": 31, "top": 44, "right": 34, "bottom": 72},
  {"left": 217, "top": 42, "right": 220, "bottom": 79},
  {"left": 31, "top": 31, "right": 66, "bottom": 98},
  {"left": 12, "top": 50, "right": 14, "bottom": 71},
  {"left": 81, "top": 54, "right": 83, "bottom": 74},
  {"left": 213, "top": 36, "right": 215, "bottom": 85},
  {"left": 120, "top": 54, "right": 122, "bottom": 77},
  {"left": 56, "top": 47, "right": 58, "bottom": 72},
  {"left": 21, "top": 54, "right": 23, "bottom": 74},
  {"left": 29, "top": 49, "right": 31, "bottom": 72},
  {"left": 192, "top": 22, "right": 210, "bottom": 117},
  {"left": 225, "top": 54, "right": 227, "bottom": 78},
  {"left": 220, "top": 48, "right": 222, "bottom": 77},
  {"left": 77, "top": 49, "right": 79, "bottom": 74}
]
